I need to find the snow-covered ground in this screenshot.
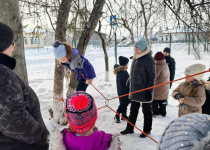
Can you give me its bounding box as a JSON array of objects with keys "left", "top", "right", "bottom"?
[{"left": 25, "top": 43, "right": 210, "bottom": 150}]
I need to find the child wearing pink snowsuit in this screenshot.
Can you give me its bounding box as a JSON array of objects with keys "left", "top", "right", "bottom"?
[{"left": 50, "top": 91, "right": 121, "bottom": 150}]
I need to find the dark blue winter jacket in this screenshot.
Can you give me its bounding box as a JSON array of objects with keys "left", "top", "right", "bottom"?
[{"left": 61, "top": 48, "right": 96, "bottom": 80}]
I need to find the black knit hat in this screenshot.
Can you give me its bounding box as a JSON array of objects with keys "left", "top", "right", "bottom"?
[
  {"left": 163, "top": 47, "right": 171, "bottom": 54},
  {"left": 0, "top": 22, "right": 14, "bottom": 52},
  {"left": 119, "top": 56, "right": 129, "bottom": 66}
]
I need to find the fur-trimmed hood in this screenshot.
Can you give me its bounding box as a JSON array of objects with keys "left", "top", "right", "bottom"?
[
  {"left": 113, "top": 66, "right": 127, "bottom": 75},
  {"left": 200, "top": 79, "right": 210, "bottom": 90}
]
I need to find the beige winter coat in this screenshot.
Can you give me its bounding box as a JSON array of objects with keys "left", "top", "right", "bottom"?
[
  {"left": 172, "top": 80, "right": 210, "bottom": 117},
  {"left": 153, "top": 59, "right": 170, "bottom": 100}
]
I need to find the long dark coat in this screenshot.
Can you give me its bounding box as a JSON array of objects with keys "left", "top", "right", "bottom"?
[
  {"left": 0, "top": 53, "right": 49, "bottom": 150},
  {"left": 130, "top": 48, "right": 156, "bottom": 102}
]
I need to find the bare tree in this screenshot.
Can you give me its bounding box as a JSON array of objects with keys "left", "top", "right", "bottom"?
[
  {"left": 0, "top": 0, "right": 28, "bottom": 84},
  {"left": 66, "top": 0, "right": 106, "bottom": 96},
  {"left": 53, "top": 0, "right": 73, "bottom": 125}
]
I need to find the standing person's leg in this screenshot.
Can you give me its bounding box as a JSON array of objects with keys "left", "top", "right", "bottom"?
[
  {"left": 159, "top": 100, "right": 167, "bottom": 117},
  {"left": 76, "top": 79, "right": 89, "bottom": 91},
  {"left": 120, "top": 98, "right": 130, "bottom": 120},
  {"left": 140, "top": 103, "right": 152, "bottom": 138},
  {"left": 152, "top": 100, "right": 159, "bottom": 116},
  {"left": 120, "top": 101, "right": 140, "bottom": 134},
  {"left": 115, "top": 99, "right": 123, "bottom": 123}
]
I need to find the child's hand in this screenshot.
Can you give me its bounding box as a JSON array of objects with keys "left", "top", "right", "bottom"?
[
  {"left": 179, "top": 98, "right": 185, "bottom": 104},
  {"left": 86, "top": 79, "right": 93, "bottom": 84}
]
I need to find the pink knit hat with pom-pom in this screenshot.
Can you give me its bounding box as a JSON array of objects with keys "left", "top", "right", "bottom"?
[{"left": 66, "top": 91, "right": 97, "bottom": 133}]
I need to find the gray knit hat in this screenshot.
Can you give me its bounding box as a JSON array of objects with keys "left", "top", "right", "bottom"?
[
  {"left": 158, "top": 113, "right": 210, "bottom": 150},
  {"left": 53, "top": 40, "right": 67, "bottom": 59},
  {"left": 134, "top": 38, "right": 148, "bottom": 51}
]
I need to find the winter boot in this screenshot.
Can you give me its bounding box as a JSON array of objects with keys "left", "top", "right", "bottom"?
[
  {"left": 121, "top": 111, "right": 128, "bottom": 120},
  {"left": 139, "top": 132, "right": 151, "bottom": 138},
  {"left": 120, "top": 129, "right": 134, "bottom": 135},
  {"left": 114, "top": 114, "right": 120, "bottom": 123}
]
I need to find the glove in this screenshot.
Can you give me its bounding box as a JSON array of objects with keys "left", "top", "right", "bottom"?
[
  {"left": 145, "top": 90, "right": 153, "bottom": 101},
  {"left": 175, "top": 93, "right": 185, "bottom": 100}
]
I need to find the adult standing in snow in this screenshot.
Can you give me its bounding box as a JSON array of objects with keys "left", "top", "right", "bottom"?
[
  {"left": 120, "top": 38, "right": 155, "bottom": 138},
  {"left": 163, "top": 47, "right": 176, "bottom": 89},
  {"left": 152, "top": 52, "right": 170, "bottom": 117},
  {"left": 0, "top": 22, "right": 49, "bottom": 149},
  {"left": 53, "top": 41, "right": 96, "bottom": 91}
]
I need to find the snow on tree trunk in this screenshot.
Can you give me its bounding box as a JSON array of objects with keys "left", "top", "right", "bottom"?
[
  {"left": 0, "top": 0, "right": 28, "bottom": 84},
  {"left": 53, "top": 0, "right": 72, "bottom": 125},
  {"left": 67, "top": 0, "right": 106, "bottom": 94}
]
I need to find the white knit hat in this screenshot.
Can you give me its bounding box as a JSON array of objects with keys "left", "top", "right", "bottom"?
[
  {"left": 184, "top": 63, "right": 206, "bottom": 80},
  {"left": 53, "top": 41, "right": 67, "bottom": 59}
]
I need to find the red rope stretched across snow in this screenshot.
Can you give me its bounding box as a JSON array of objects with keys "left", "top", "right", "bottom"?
[{"left": 52, "top": 69, "right": 210, "bottom": 144}]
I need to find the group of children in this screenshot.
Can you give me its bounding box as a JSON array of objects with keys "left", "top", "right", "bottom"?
[{"left": 51, "top": 39, "right": 210, "bottom": 150}]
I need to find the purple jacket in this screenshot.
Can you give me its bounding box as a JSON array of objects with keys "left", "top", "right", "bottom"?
[
  {"left": 61, "top": 48, "right": 96, "bottom": 80},
  {"left": 62, "top": 129, "right": 113, "bottom": 150}
]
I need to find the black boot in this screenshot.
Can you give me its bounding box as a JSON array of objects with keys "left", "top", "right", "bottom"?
[
  {"left": 114, "top": 114, "right": 120, "bottom": 123},
  {"left": 121, "top": 111, "right": 128, "bottom": 120},
  {"left": 139, "top": 132, "right": 151, "bottom": 138},
  {"left": 120, "top": 129, "right": 134, "bottom": 135}
]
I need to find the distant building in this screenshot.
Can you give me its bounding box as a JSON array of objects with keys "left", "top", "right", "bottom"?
[
  {"left": 154, "top": 27, "right": 208, "bottom": 43},
  {"left": 74, "top": 30, "right": 107, "bottom": 48},
  {"left": 23, "top": 29, "right": 44, "bottom": 49}
]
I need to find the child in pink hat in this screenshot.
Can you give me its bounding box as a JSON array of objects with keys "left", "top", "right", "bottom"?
[{"left": 50, "top": 91, "right": 121, "bottom": 150}]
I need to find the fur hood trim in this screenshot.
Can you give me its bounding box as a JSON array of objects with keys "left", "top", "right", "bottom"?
[
  {"left": 200, "top": 79, "right": 210, "bottom": 90},
  {"left": 191, "top": 132, "right": 210, "bottom": 150},
  {"left": 114, "top": 66, "right": 127, "bottom": 75},
  {"left": 49, "top": 128, "right": 66, "bottom": 150},
  {"left": 133, "top": 47, "right": 150, "bottom": 59}
]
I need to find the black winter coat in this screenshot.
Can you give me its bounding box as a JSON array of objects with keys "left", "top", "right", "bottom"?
[
  {"left": 0, "top": 53, "right": 49, "bottom": 150},
  {"left": 114, "top": 65, "right": 129, "bottom": 102},
  {"left": 165, "top": 55, "right": 176, "bottom": 82},
  {"left": 203, "top": 90, "right": 210, "bottom": 115},
  {"left": 130, "top": 48, "right": 155, "bottom": 102}
]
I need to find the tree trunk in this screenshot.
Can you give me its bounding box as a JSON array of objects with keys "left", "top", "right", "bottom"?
[
  {"left": 95, "top": 31, "right": 109, "bottom": 82},
  {"left": 76, "top": 0, "right": 106, "bottom": 55},
  {"left": 67, "top": 0, "right": 106, "bottom": 94},
  {"left": 0, "top": 0, "right": 28, "bottom": 84},
  {"left": 140, "top": 0, "right": 150, "bottom": 45},
  {"left": 53, "top": 0, "right": 72, "bottom": 125}
]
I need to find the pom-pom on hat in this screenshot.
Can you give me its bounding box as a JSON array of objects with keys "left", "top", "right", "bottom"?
[
  {"left": 53, "top": 40, "right": 67, "bottom": 59},
  {"left": 154, "top": 51, "right": 165, "bottom": 60},
  {"left": 66, "top": 91, "right": 97, "bottom": 134},
  {"left": 119, "top": 56, "right": 129, "bottom": 66}
]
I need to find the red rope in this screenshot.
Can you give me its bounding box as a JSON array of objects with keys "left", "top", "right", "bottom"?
[
  {"left": 53, "top": 97, "right": 64, "bottom": 102},
  {"left": 107, "top": 106, "right": 159, "bottom": 144},
  {"left": 78, "top": 72, "right": 108, "bottom": 100},
  {"left": 97, "top": 105, "right": 107, "bottom": 110},
  {"left": 108, "top": 69, "right": 210, "bottom": 101}
]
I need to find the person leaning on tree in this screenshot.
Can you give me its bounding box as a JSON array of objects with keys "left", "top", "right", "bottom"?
[{"left": 120, "top": 38, "right": 156, "bottom": 138}]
